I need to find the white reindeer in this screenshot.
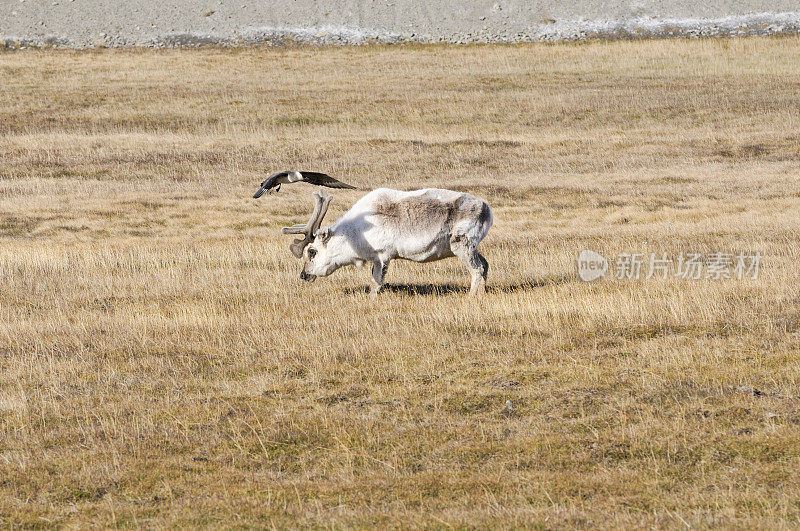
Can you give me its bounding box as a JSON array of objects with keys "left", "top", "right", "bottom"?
[{"left": 281, "top": 188, "right": 493, "bottom": 297}]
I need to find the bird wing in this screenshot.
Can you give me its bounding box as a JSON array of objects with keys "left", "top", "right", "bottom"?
[
  {"left": 253, "top": 171, "right": 290, "bottom": 198},
  {"left": 301, "top": 171, "right": 357, "bottom": 189}
]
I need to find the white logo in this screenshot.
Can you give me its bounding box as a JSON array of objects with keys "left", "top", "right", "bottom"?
[{"left": 577, "top": 249, "right": 608, "bottom": 281}]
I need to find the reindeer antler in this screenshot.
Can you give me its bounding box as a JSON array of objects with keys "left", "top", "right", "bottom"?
[{"left": 281, "top": 190, "right": 333, "bottom": 258}]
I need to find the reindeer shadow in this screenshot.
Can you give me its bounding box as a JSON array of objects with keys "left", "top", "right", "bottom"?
[
  {"left": 343, "top": 273, "right": 573, "bottom": 297},
  {"left": 489, "top": 273, "right": 573, "bottom": 293}
]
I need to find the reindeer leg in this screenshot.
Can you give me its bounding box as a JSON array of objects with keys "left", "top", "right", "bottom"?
[
  {"left": 370, "top": 259, "right": 388, "bottom": 299},
  {"left": 477, "top": 252, "right": 489, "bottom": 282},
  {"left": 451, "top": 237, "right": 487, "bottom": 296}
]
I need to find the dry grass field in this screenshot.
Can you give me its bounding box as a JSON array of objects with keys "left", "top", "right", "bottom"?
[{"left": 2, "top": 38, "right": 800, "bottom": 527}]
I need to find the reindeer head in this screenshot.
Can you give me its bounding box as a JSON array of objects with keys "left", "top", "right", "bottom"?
[{"left": 281, "top": 190, "right": 337, "bottom": 281}]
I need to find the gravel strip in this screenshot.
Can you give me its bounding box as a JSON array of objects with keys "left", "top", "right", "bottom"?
[{"left": 1, "top": 0, "right": 799, "bottom": 48}]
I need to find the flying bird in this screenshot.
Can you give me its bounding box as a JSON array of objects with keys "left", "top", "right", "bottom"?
[{"left": 252, "top": 170, "right": 356, "bottom": 198}]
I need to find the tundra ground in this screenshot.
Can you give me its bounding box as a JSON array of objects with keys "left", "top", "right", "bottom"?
[{"left": 1, "top": 39, "right": 800, "bottom": 527}]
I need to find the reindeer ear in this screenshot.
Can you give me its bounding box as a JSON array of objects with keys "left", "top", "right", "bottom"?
[{"left": 316, "top": 227, "right": 332, "bottom": 243}]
